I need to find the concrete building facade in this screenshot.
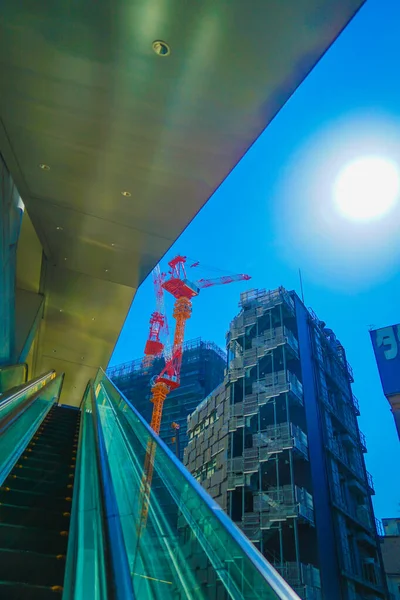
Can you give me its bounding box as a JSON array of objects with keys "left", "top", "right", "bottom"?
[
  {"left": 184, "top": 287, "right": 387, "bottom": 600},
  {"left": 380, "top": 518, "right": 400, "bottom": 600},
  {"left": 108, "top": 338, "right": 225, "bottom": 459}
]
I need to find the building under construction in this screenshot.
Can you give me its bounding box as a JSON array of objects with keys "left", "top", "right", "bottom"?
[
  {"left": 184, "top": 287, "right": 387, "bottom": 600},
  {"left": 108, "top": 338, "right": 226, "bottom": 459}
]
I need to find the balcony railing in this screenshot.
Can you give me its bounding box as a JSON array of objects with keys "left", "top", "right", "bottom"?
[
  {"left": 358, "top": 430, "right": 367, "bottom": 453},
  {"left": 324, "top": 397, "right": 358, "bottom": 440},
  {"left": 361, "top": 559, "right": 382, "bottom": 587},
  {"left": 239, "top": 287, "right": 295, "bottom": 313},
  {"left": 230, "top": 290, "right": 295, "bottom": 340},
  {"left": 356, "top": 505, "right": 373, "bottom": 531},
  {"left": 227, "top": 423, "right": 308, "bottom": 478},
  {"left": 375, "top": 518, "right": 384, "bottom": 537},
  {"left": 253, "top": 422, "right": 308, "bottom": 460},
  {"left": 343, "top": 557, "right": 383, "bottom": 591},
  {"left": 273, "top": 562, "right": 322, "bottom": 598},
  {"left": 366, "top": 471, "right": 375, "bottom": 494},
  {"left": 229, "top": 327, "right": 299, "bottom": 379},
  {"left": 326, "top": 437, "right": 371, "bottom": 493},
  {"left": 331, "top": 483, "right": 375, "bottom": 534},
  {"left": 227, "top": 376, "right": 304, "bottom": 433},
  {"left": 252, "top": 485, "right": 314, "bottom": 525},
  {"left": 351, "top": 394, "right": 361, "bottom": 415},
  {"left": 253, "top": 326, "right": 299, "bottom": 355}
]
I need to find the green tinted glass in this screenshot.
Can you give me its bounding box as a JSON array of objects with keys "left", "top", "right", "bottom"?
[
  {"left": 0, "top": 373, "right": 63, "bottom": 484},
  {"left": 63, "top": 385, "right": 108, "bottom": 600},
  {"left": 94, "top": 369, "right": 297, "bottom": 600}
]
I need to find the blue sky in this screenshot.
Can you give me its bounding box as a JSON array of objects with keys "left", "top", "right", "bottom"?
[{"left": 111, "top": 0, "right": 400, "bottom": 519}]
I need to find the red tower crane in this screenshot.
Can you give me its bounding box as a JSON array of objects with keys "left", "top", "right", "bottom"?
[
  {"left": 137, "top": 256, "right": 250, "bottom": 532},
  {"left": 149, "top": 256, "right": 250, "bottom": 433},
  {"left": 142, "top": 265, "right": 170, "bottom": 368}
]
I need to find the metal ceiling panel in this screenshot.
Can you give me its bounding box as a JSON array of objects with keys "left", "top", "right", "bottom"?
[
  {"left": 0, "top": 0, "right": 364, "bottom": 405},
  {"left": 34, "top": 265, "right": 134, "bottom": 406}
]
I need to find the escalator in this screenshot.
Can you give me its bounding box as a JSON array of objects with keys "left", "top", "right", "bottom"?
[
  {"left": 0, "top": 405, "right": 80, "bottom": 599},
  {"left": 0, "top": 366, "right": 300, "bottom": 600}
]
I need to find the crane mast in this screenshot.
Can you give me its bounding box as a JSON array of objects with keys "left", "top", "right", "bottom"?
[
  {"left": 150, "top": 295, "right": 191, "bottom": 433},
  {"left": 142, "top": 265, "right": 170, "bottom": 368}
]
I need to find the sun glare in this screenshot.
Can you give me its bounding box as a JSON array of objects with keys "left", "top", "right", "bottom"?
[{"left": 334, "top": 156, "right": 400, "bottom": 221}]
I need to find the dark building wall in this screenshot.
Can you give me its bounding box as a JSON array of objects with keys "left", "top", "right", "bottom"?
[
  {"left": 294, "top": 297, "right": 341, "bottom": 600},
  {"left": 109, "top": 338, "right": 226, "bottom": 459}
]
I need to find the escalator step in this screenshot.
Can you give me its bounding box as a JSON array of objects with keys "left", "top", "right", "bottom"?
[
  {"left": 0, "top": 503, "right": 71, "bottom": 531},
  {"left": 31, "top": 434, "right": 76, "bottom": 444},
  {"left": 0, "top": 581, "right": 63, "bottom": 600},
  {"left": 4, "top": 475, "right": 73, "bottom": 493},
  {"left": 9, "top": 464, "right": 75, "bottom": 479},
  {"left": 0, "top": 548, "right": 65, "bottom": 586},
  {"left": 24, "top": 447, "right": 77, "bottom": 460},
  {"left": 0, "top": 523, "right": 68, "bottom": 554},
  {"left": 0, "top": 487, "right": 73, "bottom": 510},
  {"left": 16, "top": 454, "right": 73, "bottom": 469}
]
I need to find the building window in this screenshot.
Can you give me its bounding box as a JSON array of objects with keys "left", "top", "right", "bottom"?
[
  {"left": 190, "top": 410, "right": 217, "bottom": 440},
  {"left": 193, "top": 458, "right": 217, "bottom": 482}
]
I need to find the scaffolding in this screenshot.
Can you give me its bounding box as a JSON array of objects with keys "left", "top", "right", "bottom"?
[
  {"left": 107, "top": 337, "right": 226, "bottom": 381},
  {"left": 184, "top": 287, "right": 386, "bottom": 600},
  {"left": 110, "top": 338, "right": 226, "bottom": 458}
]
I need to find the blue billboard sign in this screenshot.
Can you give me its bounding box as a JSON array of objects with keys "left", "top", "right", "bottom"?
[{"left": 370, "top": 324, "right": 400, "bottom": 397}]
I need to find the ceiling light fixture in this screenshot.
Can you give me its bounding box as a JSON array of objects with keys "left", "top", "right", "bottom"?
[
  {"left": 121, "top": 191, "right": 131, "bottom": 197},
  {"left": 152, "top": 40, "right": 170, "bottom": 57},
  {"left": 39, "top": 163, "right": 50, "bottom": 171}
]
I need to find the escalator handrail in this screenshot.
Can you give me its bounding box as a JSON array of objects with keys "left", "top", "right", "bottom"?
[
  {"left": 63, "top": 381, "right": 109, "bottom": 600},
  {"left": 90, "top": 384, "right": 136, "bottom": 600},
  {"left": 101, "top": 370, "right": 299, "bottom": 600},
  {"left": 0, "top": 371, "right": 60, "bottom": 436},
  {"left": 0, "top": 370, "right": 55, "bottom": 410}
]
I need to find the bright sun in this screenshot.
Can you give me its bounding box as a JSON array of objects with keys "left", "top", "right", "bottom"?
[{"left": 334, "top": 156, "right": 400, "bottom": 221}]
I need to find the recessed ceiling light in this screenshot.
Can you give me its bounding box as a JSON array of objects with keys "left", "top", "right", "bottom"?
[
  {"left": 39, "top": 163, "right": 50, "bottom": 171},
  {"left": 56, "top": 226, "right": 63, "bottom": 231},
  {"left": 121, "top": 191, "right": 131, "bottom": 197},
  {"left": 152, "top": 40, "right": 170, "bottom": 57}
]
